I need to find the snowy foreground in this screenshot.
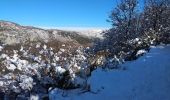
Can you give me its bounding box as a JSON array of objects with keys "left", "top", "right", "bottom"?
[{"left": 49, "top": 45, "right": 170, "bottom": 100}]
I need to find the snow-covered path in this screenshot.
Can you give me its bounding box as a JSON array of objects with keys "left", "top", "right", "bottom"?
[{"left": 50, "top": 45, "right": 170, "bottom": 100}]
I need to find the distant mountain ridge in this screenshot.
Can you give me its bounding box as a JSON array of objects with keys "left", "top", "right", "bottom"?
[{"left": 0, "top": 20, "right": 104, "bottom": 44}]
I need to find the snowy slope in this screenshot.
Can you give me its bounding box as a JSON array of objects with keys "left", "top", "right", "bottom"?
[
  {"left": 49, "top": 44, "right": 170, "bottom": 100},
  {"left": 53, "top": 27, "right": 105, "bottom": 38},
  {"left": 77, "top": 29, "right": 104, "bottom": 38}
]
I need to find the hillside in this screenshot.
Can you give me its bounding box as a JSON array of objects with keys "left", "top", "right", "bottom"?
[
  {"left": 49, "top": 44, "right": 170, "bottom": 100},
  {"left": 0, "top": 20, "right": 100, "bottom": 45},
  {"left": 0, "top": 20, "right": 169, "bottom": 100}
]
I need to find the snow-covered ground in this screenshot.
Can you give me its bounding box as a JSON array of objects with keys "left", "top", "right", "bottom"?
[{"left": 49, "top": 44, "right": 170, "bottom": 100}]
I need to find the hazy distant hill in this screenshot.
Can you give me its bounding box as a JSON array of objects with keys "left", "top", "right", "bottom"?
[{"left": 0, "top": 20, "right": 104, "bottom": 45}]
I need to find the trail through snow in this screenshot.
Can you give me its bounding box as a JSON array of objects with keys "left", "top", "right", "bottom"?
[{"left": 50, "top": 45, "right": 170, "bottom": 100}]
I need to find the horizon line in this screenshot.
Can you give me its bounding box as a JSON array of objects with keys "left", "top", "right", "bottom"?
[
  {"left": 0, "top": 20, "right": 111, "bottom": 30},
  {"left": 37, "top": 26, "right": 110, "bottom": 31}
]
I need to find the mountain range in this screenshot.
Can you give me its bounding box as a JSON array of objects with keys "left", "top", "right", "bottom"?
[{"left": 0, "top": 20, "right": 104, "bottom": 45}]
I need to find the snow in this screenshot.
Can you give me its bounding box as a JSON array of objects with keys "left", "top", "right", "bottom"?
[
  {"left": 0, "top": 81, "right": 3, "bottom": 86},
  {"left": 30, "top": 94, "right": 39, "bottom": 100},
  {"left": 20, "top": 46, "right": 24, "bottom": 52},
  {"left": 55, "top": 66, "right": 66, "bottom": 74},
  {"left": 136, "top": 49, "right": 147, "bottom": 56},
  {"left": 53, "top": 28, "right": 105, "bottom": 38},
  {"left": 10, "top": 53, "right": 19, "bottom": 63},
  {"left": 0, "top": 54, "right": 8, "bottom": 59},
  {"left": 96, "top": 56, "right": 106, "bottom": 65},
  {"left": 60, "top": 48, "right": 65, "bottom": 52},
  {"left": 55, "top": 55, "right": 60, "bottom": 61},
  {"left": 43, "top": 44, "right": 47, "bottom": 49},
  {"left": 36, "top": 43, "right": 41, "bottom": 48},
  {"left": 16, "top": 59, "right": 28, "bottom": 71},
  {"left": 135, "top": 38, "right": 139, "bottom": 42},
  {"left": 78, "top": 29, "right": 104, "bottom": 38},
  {"left": 19, "top": 75, "right": 34, "bottom": 90},
  {"left": 62, "top": 44, "right": 65, "bottom": 47},
  {"left": 0, "top": 45, "right": 3, "bottom": 51},
  {"left": 49, "top": 45, "right": 170, "bottom": 100},
  {"left": 7, "top": 64, "right": 16, "bottom": 71}
]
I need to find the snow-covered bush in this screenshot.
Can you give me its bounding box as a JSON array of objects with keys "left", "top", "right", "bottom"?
[{"left": 0, "top": 40, "right": 94, "bottom": 99}]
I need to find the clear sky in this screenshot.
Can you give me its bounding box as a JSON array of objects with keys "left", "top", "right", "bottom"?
[{"left": 0, "top": 0, "right": 144, "bottom": 29}]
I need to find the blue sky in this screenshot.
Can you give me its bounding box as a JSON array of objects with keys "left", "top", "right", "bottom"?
[
  {"left": 0, "top": 0, "right": 116, "bottom": 28},
  {"left": 0, "top": 0, "right": 144, "bottom": 29}
]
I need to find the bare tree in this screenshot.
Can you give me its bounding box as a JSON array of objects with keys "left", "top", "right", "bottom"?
[
  {"left": 95, "top": 0, "right": 140, "bottom": 54},
  {"left": 142, "top": 0, "right": 170, "bottom": 34},
  {"left": 107, "top": 0, "right": 139, "bottom": 40}
]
